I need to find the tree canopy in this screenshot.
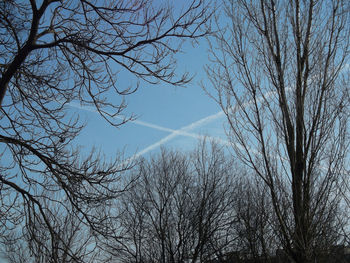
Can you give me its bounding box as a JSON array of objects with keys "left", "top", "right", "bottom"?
[
  {"left": 205, "top": 0, "right": 349, "bottom": 262},
  {"left": 0, "top": 1, "right": 211, "bottom": 261}
]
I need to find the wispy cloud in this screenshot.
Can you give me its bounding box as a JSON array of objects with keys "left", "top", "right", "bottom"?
[
  {"left": 129, "top": 111, "right": 230, "bottom": 159},
  {"left": 132, "top": 88, "right": 290, "bottom": 159},
  {"left": 126, "top": 65, "right": 348, "bottom": 161},
  {"left": 67, "top": 102, "right": 230, "bottom": 158},
  {"left": 67, "top": 87, "right": 286, "bottom": 161}
]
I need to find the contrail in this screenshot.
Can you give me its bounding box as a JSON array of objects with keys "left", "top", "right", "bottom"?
[
  {"left": 66, "top": 101, "right": 230, "bottom": 147},
  {"left": 129, "top": 87, "right": 290, "bottom": 160},
  {"left": 68, "top": 101, "right": 176, "bottom": 133},
  {"left": 129, "top": 113, "right": 231, "bottom": 160},
  {"left": 67, "top": 88, "right": 284, "bottom": 161},
  {"left": 123, "top": 65, "right": 348, "bottom": 162}
]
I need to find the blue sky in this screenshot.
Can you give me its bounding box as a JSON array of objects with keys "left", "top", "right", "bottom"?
[{"left": 69, "top": 38, "right": 230, "bottom": 161}]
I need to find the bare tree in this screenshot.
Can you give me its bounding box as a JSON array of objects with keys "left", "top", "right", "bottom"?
[
  {"left": 1, "top": 197, "right": 100, "bottom": 263},
  {"left": 103, "top": 141, "right": 237, "bottom": 263},
  {"left": 0, "top": 0, "right": 211, "bottom": 261},
  {"left": 205, "top": 0, "right": 349, "bottom": 262},
  {"left": 189, "top": 140, "right": 237, "bottom": 263},
  {"left": 230, "top": 177, "right": 278, "bottom": 263}
]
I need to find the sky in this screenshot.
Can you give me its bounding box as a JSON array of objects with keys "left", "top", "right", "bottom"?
[
  {"left": 57, "top": 0, "right": 235, "bottom": 164},
  {"left": 0, "top": 2, "right": 229, "bottom": 261},
  {"left": 66, "top": 32, "right": 231, "bottom": 161}
]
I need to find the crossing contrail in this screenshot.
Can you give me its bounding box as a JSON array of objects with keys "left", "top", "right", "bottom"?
[
  {"left": 66, "top": 102, "right": 230, "bottom": 152},
  {"left": 128, "top": 111, "right": 230, "bottom": 160},
  {"left": 67, "top": 85, "right": 290, "bottom": 162},
  {"left": 67, "top": 89, "right": 279, "bottom": 161},
  {"left": 129, "top": 87, "right": 291, "bottom": 160}
]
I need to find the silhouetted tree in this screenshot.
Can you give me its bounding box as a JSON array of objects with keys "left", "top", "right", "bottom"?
[
  {"left": 205, "top": 0, "right": 349, "bottom": 262},
  {"left": 1, "top": 198, "right": 100, "bottom": 263},
  {"left": 103, "top": 141, "right": 237, "bottom": 263},
  {"left": 0, "top": 0, "right": 211, "bottom": 261}
]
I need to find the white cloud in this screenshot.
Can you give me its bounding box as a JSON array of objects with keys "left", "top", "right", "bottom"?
[
  {"left": 66, "top": 102, "right": 230, "bottom": 158},
  {"left": 128, "top": 113, "right": 231, "bottom": 160}
]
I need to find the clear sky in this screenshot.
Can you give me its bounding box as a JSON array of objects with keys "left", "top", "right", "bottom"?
[{"left": 68, "top": 37, "right": 230, "bottom": 161}]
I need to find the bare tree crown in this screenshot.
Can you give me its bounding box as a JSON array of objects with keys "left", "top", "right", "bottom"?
[
  {"left": 205, "top": 0, "right": 349, "bottom": 262},
  {"left": 0, "top": 0, "right": 211, "bottom": 261}
]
